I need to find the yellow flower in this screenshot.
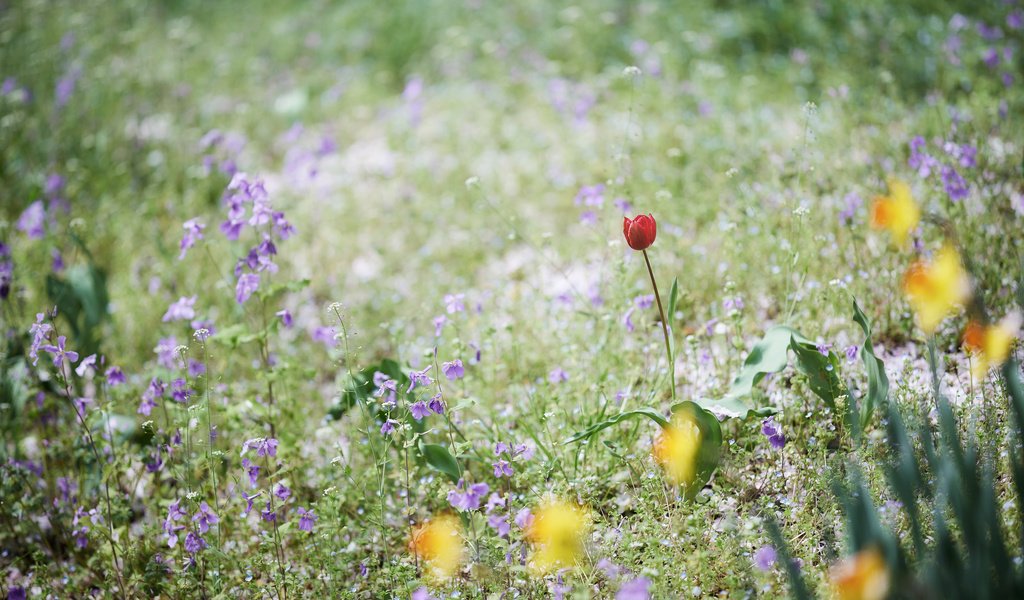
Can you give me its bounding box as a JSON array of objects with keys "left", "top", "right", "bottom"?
[
  {"left": 525, "top": 498, "right": 589, "bottom": 573},
  {"left": 652, "top": 410, "right": 701, "bottom": 486},
  {"left": 963, "top": 312, "right": 1021, "bottom": 379},
  {"left": 870, "top": 179, "right": 920, "bottom": 246},
  {"left": 902, "top": 245, "right": 971, "bottom": 334},
  {"left": 410, "top": 514, "right": 465, "bottom": 579},
  {"left": 829, "top": 547, "right": 890, "bottom": 600}
]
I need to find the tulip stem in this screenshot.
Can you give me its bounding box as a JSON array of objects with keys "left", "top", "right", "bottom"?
[{"left": 643, "top": 249, "right": 675, "bottom": 401}]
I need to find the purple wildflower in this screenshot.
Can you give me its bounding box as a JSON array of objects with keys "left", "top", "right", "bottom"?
[
  {"left": 241, "top": 458, "right": 260, "bottom": 487},
  {"left": 907, "top": 136, "right": 938, "bottom": 178},
  {"left": 162, "top": 296, "right": 197, "bottom": 322},
  {"left": 574, "top": 183, "right": 605, "bottom": 207},
  {"left": 296, "top": 507, "right": 317, "bottom": 532},
  {"left": 487, "top": 513, "right": 511, "bottom": 537},
  {"left": 105, "top": 366, "right": 126, "bottom": 386},
  {"left": 941, "top": 165, "right": 968, "bottom": 202},
  {"left": 1009, "top": 10, "right": 1023, "bottom": 30},
  {"left": 514, "top": 507, "right": 534, "bottom": 529},
  {"left": 761, "top": 417, "right": 786, "bottom": 450},
  {"left": 40, "top": 335, "right": 78, "bottom": 367},
  {"left": 433, "top": 315, "right": 447, "bottom": 336},
  {"left": 154, "top": 336, "right": 178, "bottom": 368},
  {"left": 409, "top": 401, "right": 431, "bottom": 420},
  {"left": 275, "top": 483, "right": 291, "bottom": 501},
  {"left": 192, "top": 502, "right": 219, "bottom": 534},
  {"left": 406, "top": 365, "right": 433, "bottom": 393},
  {"left": 276, "top": 309, "right": 293, "bottom": 328},
  {"left": 447, "top": 480, "right": 490, "bottom": 512},
  {"left": 179, "top": 219, "right": 205, "bottom": 260},
  {"left": 428, "top": 392, "right": 445, "bottom": 415},
  {"left": 74, "top": 353, "right": 97, "bottom": 377},
  {"left": 311, "top": 326, "right": 337, "bottom": 348},
  {"left": 548, "top": 368, "right": 569, "bottom": 384},
  {"left": 493, "top": 460, "right": 513, "bottom": 478},
  {"left": 753, "top": 545, "right": 777, "bottom": 572},
  {"left": 444, "top": 293, "right": 465, "bottom": 314},
  {"left": 235, "top": 273, "right": 260, "bottom": 304},
  {"left": 634, "top": 294, "right": 655, "bottom": 309},
  {"left": 442, "top": 359, "right": 464, "bottom": 381},
  {"left": 815, "top": 342, "right": 832, "bottom": 357},
  {"left": 184, "top": 531, "right": 206, "bottom": 554},
  {"left": 844, "top": 345, "right": 859, "bottom": 363},
  {"left": 51, "top": 249, "right": 64, "bottom": 272},
  {"left": 617, "top": 577, "right": 652, "bottom": 600},
  {"left": 55, "top": 66, "right": 80, "bottom": 107},
  {"left": 16, "top": 201, "right": 46, "bottom": 239},
  {"left": 380, "top": 419, "right": 399, "bottom": 435},
  {"left": 242, "top": 437, "right": 278, "bottom": 458},
  {"left": 261, "top": 501, "right": 277, "bottom": 523},
  {"left": 839, "top": 192, "right": 862, "bottom": 226}
]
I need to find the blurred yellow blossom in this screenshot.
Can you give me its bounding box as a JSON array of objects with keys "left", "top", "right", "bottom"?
[
  {"left": 830, "top": 547, "right": 890, "bottom": 600},
  {"left": 963, "top": 311, "right": 1021, "bottom": 379},
  {"left": 525, "top": 498, "right": 589, "bottom": 573},
  {"left": 652, "top": 410, "right": 701, "bottom": 486},
  {"left": 903, "top": 245, "right": 970, "bottom": 334},
  {"left": 410, "top": 514, "right": 465, "bottom": 579},
  {"left": 870, "top": 179, "right": 920, "bottom": 246}
]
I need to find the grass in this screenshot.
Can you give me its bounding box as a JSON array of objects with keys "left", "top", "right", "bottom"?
[{"left": 1, "top": 0, "right": 1022, "bottom": 598}]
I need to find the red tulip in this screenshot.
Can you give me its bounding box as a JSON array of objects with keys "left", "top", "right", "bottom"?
[{"left": 623, "top": 214, "right": 657, "bottom": 250}]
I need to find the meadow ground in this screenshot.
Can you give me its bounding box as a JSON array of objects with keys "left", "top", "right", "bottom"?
[{"left": 1, "top": 1, "right": 1024, "bottom": 598}]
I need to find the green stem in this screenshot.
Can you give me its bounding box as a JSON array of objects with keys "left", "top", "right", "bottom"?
[{"left": 642, "top": 249, "right": 675, "bottom": 400}]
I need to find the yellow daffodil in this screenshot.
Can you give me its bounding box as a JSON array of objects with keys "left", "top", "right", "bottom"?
[
  {"left": 963, "top": 312, "right": 1021, "bottom": 379},
  {"left": 870, "top": 179, "right": 920, "bottom": 246},
  {"left": 652, "top": 410, "right": 701, "bottom": 487},
  {"left": 410, "top": 514, "right": 465, "bottom": 579},
  {"left": 830, "top": 547, "right": 890, "bottom": 600},
  {"left": 525, "top": 498, "right": 589, "bottom": 573},
  {"left": 903, "top": 245, "right": 971, "bottom": 334}
]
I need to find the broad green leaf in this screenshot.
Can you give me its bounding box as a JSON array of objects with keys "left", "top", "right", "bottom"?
[
  {"left": 210, "top": 324, "right": 252, "bottom": 348},
  {"left": 670, "top": 400, "right": 723, "bottom": 499},
  {"left": 563, "top": 408, "right": 668, "bottom": 444},
  {"left": 852, "top": 298, "right": 889, "bottom": 427},
  {"left": 704, "top": 325, "right": 806, "bottom": 418},
  {"left": 260, "top": 278, "right": 311, "bottom": 300},
  {"left": 419, "top": 443, "right": 461, "bottom": 482},
  {"left": 789, "top": 337, "right": 844, "bottom": 409}
]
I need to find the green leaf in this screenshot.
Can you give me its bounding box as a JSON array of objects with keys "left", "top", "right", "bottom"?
[
  {"left": 705, "top": 325, "right": 805, "bottom": 418},
  {"left": 671, "top": 400, "right": 723, "bottom": 499},
  {"left": 209, "top": 324, "right": 252, "bottom": 349},
  {"left": 852, "top": 298, "right": 889, "bottom": 427},
  {"left": 259, "top": 278, "right": 311, "bottom": 300},
  {"left": 45, "top": 263, "right": 109, "bottom": 357},
  {"left": 668, "top": 277, "right": 679, "bottom": 321},
  {"left": 419, "top": 443, "right": 461, "bottom": 483},
  {"left": 789, "top": 337, "right": 844, "bottom": 409},
  {"left": 563, "top": 408, "right": 668, "bottom": 444}
]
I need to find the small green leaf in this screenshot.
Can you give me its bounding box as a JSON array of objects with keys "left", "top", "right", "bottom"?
[
  {"left": 789, "top": 337, "right": 844, "bottom": 409},
  {"left": 563, "top": 408, "right": 668, "bottom": 444},
  {"left": 852, "top": 298, "right": 889, "bottom": 427},
  {"left": 419, "top": 443, "right": 461, "bottom": 483}
]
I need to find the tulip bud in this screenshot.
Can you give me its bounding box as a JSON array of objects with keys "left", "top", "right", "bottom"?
[{"left": 623, "top": 214, "right": 657, "bottom": 250}]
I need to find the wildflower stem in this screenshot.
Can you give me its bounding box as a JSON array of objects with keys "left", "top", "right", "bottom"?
[
  {"left": 56, "top": 359, "right": 128, "bottom": 599},
  {"left": 642, "top": 249, "right": 675, "bottom": 400},
  {"left": 264, "top": 455, "right": 288, "bottom": 600}
]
